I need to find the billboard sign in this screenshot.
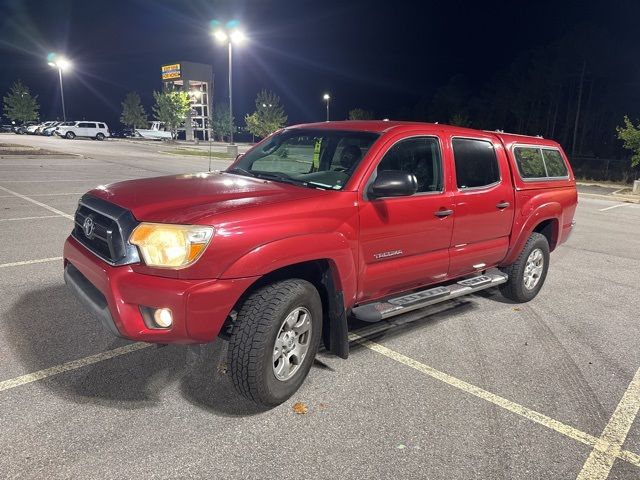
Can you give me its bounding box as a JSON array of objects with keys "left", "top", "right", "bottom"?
[{"left": 162, "top": 64, "right": 181, "bottom": 80}]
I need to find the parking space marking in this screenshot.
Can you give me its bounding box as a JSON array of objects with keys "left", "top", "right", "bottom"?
[
  {"left": 576, "top": 368, "right": 640, "bottom": 479},
  {"left": 0, "top": 343, "right": 152, "bottom": 393},
  {"left": 0, "top": 215, "right": 67, "bottom": 222},
  {"left": 599, "top": 203, "right": 630, "bottom": 212},
  {"left": 0, "top": 257, "right": 63, "bottom": 268},
  {"left": 0, "top": 192, "right": 83, "bottom": 198},
  {"left": 0, "top": 185, "right": 74, "bottom": 220},
  {"left": 349, "top": 333, "right": 640, "bottom": 473}
]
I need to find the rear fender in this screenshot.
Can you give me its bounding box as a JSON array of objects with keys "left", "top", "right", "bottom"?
[{"left": 502, "top": 201, "right": 561, "bottom": 266}]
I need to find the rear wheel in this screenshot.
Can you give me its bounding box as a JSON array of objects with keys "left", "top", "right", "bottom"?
[
  {"left": 499, "top": 232, "right": 550, "bottom": 303},
  {"left": 228, "top": 279, "right": 322, "bottom": 407},
  {"left": 96, "top": 133, "right": 105, "bottom": 141},
  {"left": 65, "top": 131, "right": 75, "bottom": 140}
]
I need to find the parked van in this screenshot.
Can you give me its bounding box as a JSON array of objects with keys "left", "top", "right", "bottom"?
[{"left": 56, "top": 121, "right": 110, "bottom": 140}]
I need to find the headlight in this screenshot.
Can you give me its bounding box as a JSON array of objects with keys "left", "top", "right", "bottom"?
[{"left": 129, "top": 223, "right": 214, "bottom": 268}]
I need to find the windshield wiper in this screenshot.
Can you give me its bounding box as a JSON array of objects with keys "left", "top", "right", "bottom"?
[
  {"left": 226, "top": 167, "right": 256, "bottom": 177},
  {"left": 253, "top": 171, "right": 308, "bottom": 187}
]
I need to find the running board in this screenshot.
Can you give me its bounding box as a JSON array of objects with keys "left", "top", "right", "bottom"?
[{"left": 351, "top": 269, "right": 508, "bottom": 323}]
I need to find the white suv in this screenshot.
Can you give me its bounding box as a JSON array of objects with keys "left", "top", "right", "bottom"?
[{"left": 56, "top": 121, "right": 110, "bottom": 140}]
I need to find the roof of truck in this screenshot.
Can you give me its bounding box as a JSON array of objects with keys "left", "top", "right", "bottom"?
[{"left": 290, "top": 120, "right": 562, "bottom": 148}]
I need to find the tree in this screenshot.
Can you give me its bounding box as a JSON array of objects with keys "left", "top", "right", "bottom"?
[
  {"left": 616, "top": 116, "right": 640, "bottom": 167},
  {"left": 449, "top": 112, "right": 472, "bottom": 127},
  {"left": 212, "top": 102, "right": 234, "bottom": 141},
  {"left": 120, "top": 92, "right": 147, "bottom": 131},
  {"left": 244, "top": 90, "right": 287, "bottom": 139},
  {"left": 152, "top": 90, "right": 190, "bottom": 138},
  {"left": 2, "top": 80, "right": 39, "bottom": 123},
  {"left": 348, "top": 108, "right": 374, "bottom": 120}
]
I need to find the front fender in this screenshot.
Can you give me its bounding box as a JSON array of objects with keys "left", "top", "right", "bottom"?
[{"left": 219, "top": 233, "right": 358, "bottom": 304}]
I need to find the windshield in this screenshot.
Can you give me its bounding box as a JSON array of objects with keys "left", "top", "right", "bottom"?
[{"left": 230, "top": 129, "right": 379, "bottom": 190}]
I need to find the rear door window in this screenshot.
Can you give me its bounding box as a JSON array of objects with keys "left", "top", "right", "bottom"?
[
  {"left": 514, "top": 146, "right": 568, "bottom": 179},
  {"left": 452, "top": 138, "right": 500, "bottom": 189}
]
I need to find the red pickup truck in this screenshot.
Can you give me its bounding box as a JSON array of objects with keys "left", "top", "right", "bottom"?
[{"left": 64, "top": 121, "right": 577, "bottom": 406}]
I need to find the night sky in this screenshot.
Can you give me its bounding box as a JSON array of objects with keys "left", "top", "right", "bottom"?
[{"left": 1, "top": 0, "right": 640, "bottom": 132}]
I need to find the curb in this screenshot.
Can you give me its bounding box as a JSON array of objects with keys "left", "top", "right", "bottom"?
[{"left": 578, "top": 192, "right": 640, "bottom": 204}]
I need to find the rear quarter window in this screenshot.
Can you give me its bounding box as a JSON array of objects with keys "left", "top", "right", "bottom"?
[{"left": 514, "top": 146, "right": 568, "bottom": 179}]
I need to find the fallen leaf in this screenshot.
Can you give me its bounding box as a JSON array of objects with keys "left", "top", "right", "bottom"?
[
  {"left": 513, "top": 307, "right": 521, "bottom": 312},
  {"left": 293, "top": 402, "right": 308, "bottom": 415},
  {"left": 216, "top": 363, "right": 227, "bottom": 374}
]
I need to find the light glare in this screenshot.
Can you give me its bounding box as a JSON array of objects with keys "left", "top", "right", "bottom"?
[
  {"left": 230, "top": 30, "right": 245, "bottom": 43},
  {"left": 323, "top": 93, "right": 330, "bottom": 100},
  {"left": 214, "top": 29, "right": 228, "bottom": 42}
]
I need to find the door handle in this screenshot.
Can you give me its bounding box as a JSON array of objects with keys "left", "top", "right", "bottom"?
[
  {"left": 496, "top": 201, "right": 510, "bottom": 210},
  {"left": 434, "top": 209, "right": 454, "bottom": 218}
]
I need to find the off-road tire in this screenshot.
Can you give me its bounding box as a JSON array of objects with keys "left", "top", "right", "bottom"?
[
  {"left": 228, "top": 279, "right": 322, "bottom": 407},
  {"left": 499, "top": 232, "right": 550, "bottom": 303},
  {"left": 65, "top": 131, "right": 76, "bottom": 139}
]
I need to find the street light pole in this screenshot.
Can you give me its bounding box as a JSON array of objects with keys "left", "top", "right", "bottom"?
[
  {"left": 323, "top": 93, "right": 330, "bottom": 121},
  {"left": 228, "top": 40, "right": 233, "bottom": 145},
  {"left": 48, "top": 55, "right": 71, "bottom": 122},
  {"left": 58, "top": 67, "right": 66, "bottom": 121},
  {"left": 214, "top": 27, "right": 245, "bottom": 154}
]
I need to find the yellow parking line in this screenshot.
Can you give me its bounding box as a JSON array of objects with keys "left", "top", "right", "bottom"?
[
  {"left": 0, "top": 343, "right": 152, "bottom": 392},
  {"left": 349, "top": 333, "right": 640, "bottom": 473},
  {"left": 576, "top": 368, "right": 640, "bottom": 479}
]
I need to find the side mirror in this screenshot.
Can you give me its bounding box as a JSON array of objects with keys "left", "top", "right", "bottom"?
[{"left": 369, "top": 170, "right": 418, "bottom": 199}]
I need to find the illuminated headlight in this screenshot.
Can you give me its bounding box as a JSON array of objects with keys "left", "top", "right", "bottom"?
[{"left": 129, "top": 223, "right": 214, "bottom": 268}]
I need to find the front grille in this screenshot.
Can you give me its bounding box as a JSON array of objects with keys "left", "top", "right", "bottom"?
[{"left": 72, "top": 195, "right": 140, "bottom": 266}]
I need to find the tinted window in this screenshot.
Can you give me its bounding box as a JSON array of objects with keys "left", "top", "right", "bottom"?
[
  {"left": 514, "top": 147, "right": 546, "bottom": 178},
  {"left": 452, "top": 138, "right": 500, "bottom": 188},
  {"left": 542, "top": 149, "right": 568, "bottom": 177},
  {"left": 376, "top": 137, "right": 443, "bottom": 193},
  {"left": 78, "top": 122, "right": 91, "bottom": 128},
  {"left": 98, "top": 123, "right": 106, "bottom": 129}
]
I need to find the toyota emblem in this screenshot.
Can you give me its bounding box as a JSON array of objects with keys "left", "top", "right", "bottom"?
[{"left": 82, "top": 216, "right": 95, "bottom": 239}]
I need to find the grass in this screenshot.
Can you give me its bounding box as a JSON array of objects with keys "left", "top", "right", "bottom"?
[{"left": 161, "top": 148, "right": 236, "bottom": 159}]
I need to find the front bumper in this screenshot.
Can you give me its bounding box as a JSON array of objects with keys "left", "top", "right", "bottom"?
[{"left": 64, "top": 235, "right": 256, "bottom": 343}]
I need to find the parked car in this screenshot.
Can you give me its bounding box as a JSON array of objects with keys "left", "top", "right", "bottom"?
[
  {"left": 109, "top": 128, "right": 134, "bottom": 139},
  {"left": 56, "top": 121, "right": 110, "bottom": 140},
  {"left": 42, "top": 121, "right": 64, "bottom": 136},
  {"left": 25, "top": 123, "right": 44, "bottom": 134},
  {"left": 0, "top": 124, "right": 13, "bottom": 133},
  {"left": 64, "top": 120, "right": 577, "bottom": 407},
  {"left": 13, "top": 122, "right": 37, "bottom": 134},
  {"left": 34, "top": 121, "right": 57, "bottom": 135}
]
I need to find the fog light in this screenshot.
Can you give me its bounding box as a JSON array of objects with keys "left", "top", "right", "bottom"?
[{"left": 153, "top": 308, "right": 173, "bottom": 328}]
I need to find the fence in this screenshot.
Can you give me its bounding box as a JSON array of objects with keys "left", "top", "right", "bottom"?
[{"left": 569, "top": 156, "right": 639, "bottom": 183}]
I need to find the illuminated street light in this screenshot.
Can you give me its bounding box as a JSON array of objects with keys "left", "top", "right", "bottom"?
[
  {"left": 323, "top": 93, "right": 331, "bottom": 121},
  {"left": 47, "top": 54, "right": 72, "bottom": 121},
  {"left": 213, "top": 25, "right": 246, "bottom": 150}
]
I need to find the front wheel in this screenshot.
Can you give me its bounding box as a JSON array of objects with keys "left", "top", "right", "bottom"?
[
  {"left": 499, "top": 232, "right": 550, "bottom": 303},
  {"left": 228, "top": 279, "right": 322, "bottom": 407},
  {"left": 65, "top": 131, "right": 76, "bottom": 140}
]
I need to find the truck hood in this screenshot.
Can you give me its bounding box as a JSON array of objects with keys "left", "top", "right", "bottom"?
[{"left": 88, "top": 172, "right": 330, "bottom": 224}]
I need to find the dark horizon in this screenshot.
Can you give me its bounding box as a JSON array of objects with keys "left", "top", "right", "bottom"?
[{"left": 2, "top": 0, "right": 640, "bottom": 156}]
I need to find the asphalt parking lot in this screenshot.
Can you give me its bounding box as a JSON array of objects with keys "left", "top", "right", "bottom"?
[{"left": 0, "top": 134, "right": 639, "bottom": 479}]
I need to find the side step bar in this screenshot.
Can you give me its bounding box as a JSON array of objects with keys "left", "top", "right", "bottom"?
[{"left": 351, "top": 269, "right": 508, "bottom": 323}]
